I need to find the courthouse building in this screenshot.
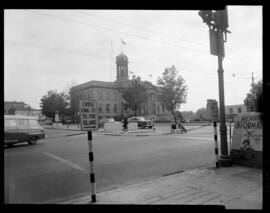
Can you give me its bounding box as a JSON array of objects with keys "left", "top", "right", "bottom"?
[{"left": 70, "top": 52, "right": 170, "bottom": 121}]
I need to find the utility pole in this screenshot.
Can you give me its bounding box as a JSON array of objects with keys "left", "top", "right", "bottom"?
[{"left": 199, "top": 7, "right": 232, "bottom": 166}]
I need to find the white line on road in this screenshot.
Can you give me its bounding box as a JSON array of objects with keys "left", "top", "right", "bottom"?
[
  {"left": 43, "top": 152, "right": 89, "bottom": 173},
  {"left": 170, "top": 136, "right": 213, "bottom": 141}
]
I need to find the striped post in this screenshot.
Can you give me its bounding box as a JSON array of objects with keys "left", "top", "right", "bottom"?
[
  {"left": 88, "top": 131, "right": 96, "bottom": 202},
  {"left": 229, "top": 119, "right": 232, "bottom": 152},
  {"left": 213, "top": 121, "right": 219, "bottom": 168}
]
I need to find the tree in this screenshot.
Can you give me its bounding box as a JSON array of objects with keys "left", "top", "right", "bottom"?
[
  {"left": 40, "top": 90, "right": 70, "bottom": 119},
  {"left": 244, "top": 80, "right": 262, "bottom": 112},
  {"left": 122, "top": 76, "right": 148, "bottom": 116},
  {"left": 181, "top": 111, "right": 195, "bottom": 122},
  {"left": 157, "top": 65, "right": 187, "bottom": 122},
  {"left": 195, "top": 108, "right": 209, "bottom": 121}
]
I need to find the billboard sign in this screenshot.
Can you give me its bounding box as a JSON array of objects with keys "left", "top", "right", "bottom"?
[
  {"left": 207, "top": 99, "right": 219, "bottom": 121},
  {"left": 232, "top": 113, "right": 262, "bottom": 151},
  {"left": 79, "top": 101, "right": 98, "bottom": 130}
]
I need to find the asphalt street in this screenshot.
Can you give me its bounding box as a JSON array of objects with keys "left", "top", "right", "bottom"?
[{"left": 4, "top": 124, "right": 232, "bottom": 204}]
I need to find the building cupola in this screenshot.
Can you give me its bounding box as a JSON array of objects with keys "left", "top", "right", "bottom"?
[{"left": 116, "top": 51, "right": 129, "bottom": 81}]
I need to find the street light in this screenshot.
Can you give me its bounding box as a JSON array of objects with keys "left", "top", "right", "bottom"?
[{"left": 199, "top": 7, "right": 232, "bottom": 167}]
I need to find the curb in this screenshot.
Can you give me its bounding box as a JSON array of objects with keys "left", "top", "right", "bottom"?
[
  {"left": 97, "top": 131, "right": 174, "bottom": 137},
  {"left": 65, "top": 133, "right": 87, "bottom": 137}
]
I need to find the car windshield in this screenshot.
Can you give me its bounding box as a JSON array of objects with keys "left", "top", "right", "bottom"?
[{"left": 136, "top": 117, "right": 146, "bottom": 121}]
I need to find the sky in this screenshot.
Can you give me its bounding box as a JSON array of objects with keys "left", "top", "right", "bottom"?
[{"left": 4, "top": 7, "right": 262, "bottom": 112}]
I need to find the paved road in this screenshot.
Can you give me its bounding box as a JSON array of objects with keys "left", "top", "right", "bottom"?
[{"left": 4, "top": 124, "right": 232, "bottom": 203}]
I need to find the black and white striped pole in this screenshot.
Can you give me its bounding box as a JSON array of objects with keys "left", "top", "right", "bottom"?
[
  {"left": 213, "top": 121, "right": 219, "bottom": 168},
  {"left": 88, "top": 131, "right": 96, "bottom": 203}
]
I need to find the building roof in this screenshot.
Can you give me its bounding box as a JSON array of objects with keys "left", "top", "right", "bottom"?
[{"left": 70, "top": 80, "right": 121, "bottom": 92}]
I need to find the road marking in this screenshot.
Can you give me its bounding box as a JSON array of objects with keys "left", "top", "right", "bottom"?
[
  {"left": 43, "top": 152, "right": 88, "bottom": 173},
  {"left": 170, "top": 136, "right": 213, "bottom": 141}
]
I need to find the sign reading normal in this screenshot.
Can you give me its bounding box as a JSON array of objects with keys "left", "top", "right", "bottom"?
[
  {"left": 232, "top": 113, "right": 262, "bottom": 151},
  {"left": 80, "top": 101, "right": 98, "bottom": 130}
]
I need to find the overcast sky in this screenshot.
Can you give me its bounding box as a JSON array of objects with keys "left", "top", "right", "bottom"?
[{"left": 4, "top": 7, "right": 262, "bottom": 112}]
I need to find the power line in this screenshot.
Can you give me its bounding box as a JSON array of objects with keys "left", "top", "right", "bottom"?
[
  {"left": 74, "top": 10, "right": 209, "bottom": 48},
  {"left": 74, "top": 10, "right": 261, "bottom": 64},
  {"left": 25, "top": 10, "right": 261, "bottom": 65},
  {"left": 6, "top": 39, "right": 255, "bottom": 82},
  {"left": 5, "top": 39, "right": 110, "bottom": 59}
]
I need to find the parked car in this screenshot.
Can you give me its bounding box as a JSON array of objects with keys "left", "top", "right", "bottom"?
[
  {"left": 127, "top": 117, "right": 153, "bottom": 129},
  {"left": 98, "top": 117, "right": 115, "bottom": 128},
  {"left": 44, "top": 118, "right": 53, "bottom": 125},
  {"left": 4, "top": 115, "right": 46, "bottom": 147}
]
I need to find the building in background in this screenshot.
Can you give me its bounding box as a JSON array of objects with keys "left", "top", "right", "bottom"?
[
  {"left": 4, "top": 101, "right": 44, "bottom": 120},
  {"left": 15, "top": 109, "right": 43, "bottom": 120},
  {"left": 4, "top": 101, "right": 27, "bottom": 115},
  {"left": 225, "top": 104, "right": 248, "bottom": 121},
  {"left": 70, "top": 52, "right": 170, "bottom": 122}
]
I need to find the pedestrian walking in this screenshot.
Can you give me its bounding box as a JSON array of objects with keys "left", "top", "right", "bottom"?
[
  {"left": 152, "top": 118, "right": 156, "bottom": 130},
  {"left": 170, "top": 115, "right": 176, "bottom": 133},
  {"left": 177, "top": 120, "right": 187, "bottom": 133},
  {"left": 123, "top": 117, "right": 128, "bottom": 132}
]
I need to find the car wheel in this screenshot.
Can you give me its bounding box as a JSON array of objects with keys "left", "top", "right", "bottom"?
[{"left": 28, "top": 138, "right": 37, "bottom": 145}]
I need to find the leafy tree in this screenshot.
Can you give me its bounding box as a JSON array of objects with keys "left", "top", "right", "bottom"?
[
  {"left": 181, "top": 111, "right": 195, "bottom": 122},
  {"left": 40, "top": 90, "right": 70, "bottom": 119},
  {"left": 195, "top": 107, "right": 209, "bottom": 121},
  {"left": 244, "top": 80, "right": 262, "bottom": 112},
  {"left": 157, "top": 65, "right": 187, "bottom": 122},
  {"left": 122, "top": 76, "right": 148, "bottom": 116}
]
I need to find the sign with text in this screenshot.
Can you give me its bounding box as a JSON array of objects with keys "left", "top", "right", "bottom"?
[
  {"left": 232, "top": 113, "right": 262, "bottom": 151},
  {"left": 206, "top": 99, "right": 219, "bottom": 121},
  {"left": 79, "top": 101, "right": 98, "bottom": 130}
]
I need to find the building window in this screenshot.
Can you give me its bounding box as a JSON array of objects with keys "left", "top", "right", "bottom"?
[
  {"left": 162, "top": 104, "right": 165, "bottom": 113},
  {"left": 157, "top": 104, "right": 160, "bottom": 113},
  {"left": 114, "top": 91, "right": 117, "bottom": 100},
  {"left": 98, "top": 103, "right": 102, "bottom": 113},
  {"left": 113, "top": 104, "right": 117, "bottom": 113},
  {"left": 238, "top": 107, "right": 242, "bottom": 113},
  {"left": 107, "top": 91, "right": 110, "bottom": 100},
  {"left": 229, "top": 108, "right": 233, "bottom": 114},
  {"left": 106, "top": 104, "right": 110, "bottom": 113},
  {"left": 98, "top": 91, "right": 102, "bottom": 100}
]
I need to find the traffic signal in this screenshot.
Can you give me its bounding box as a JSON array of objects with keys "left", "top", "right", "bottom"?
[
  {"left": 198, "top": 10, "right": 213, "bottom": 26},
  {"left": 214, "top": 8, "right": 229, "bottom": 32}
]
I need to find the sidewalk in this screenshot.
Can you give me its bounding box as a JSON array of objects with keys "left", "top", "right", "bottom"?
[
  {"left": 44, "top": 124, "right": 171, "bottom": 136},
  {"left": 61, "top": 165, "right": 262, "bottom": 209}
]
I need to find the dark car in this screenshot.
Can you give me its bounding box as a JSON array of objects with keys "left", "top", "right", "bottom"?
[
  {"left": 127, "top": 117, "right": 153, "bottom": 129},
  {"left": 4, "top": 115, "right": 46, "bottom": 146}
]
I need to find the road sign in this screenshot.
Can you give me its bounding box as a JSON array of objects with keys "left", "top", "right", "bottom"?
[
  {"left": 207, "top": 99, "right": 219, "bottom": 121},
  {"left": 209, "top": 28, "right": 225, "bottom": 57},
  {"left": 79, "top": 101, "right": 98, "bottom": 130}
]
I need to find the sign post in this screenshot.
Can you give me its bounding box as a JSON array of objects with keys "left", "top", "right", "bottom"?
[
  {"left": 79, "top": 100, "right": 98, "bottom": 203},
  {"left": 207, "top": 99, "right": 219, "bottom": 168}
]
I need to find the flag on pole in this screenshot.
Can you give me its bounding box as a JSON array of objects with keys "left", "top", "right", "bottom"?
[{"left": 121, "top": 39, "right": 127, "bottom": 45}]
